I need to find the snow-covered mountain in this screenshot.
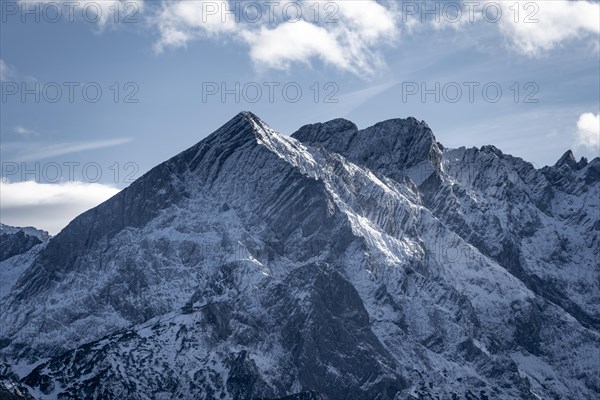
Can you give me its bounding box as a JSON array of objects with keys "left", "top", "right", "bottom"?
[
  {"left": 0, "top": 112, "right": 598, "bottom": 400},
  {"left": 0, "top": 224, "right": 49, "bottom": 263},
  {"left": 0, "top": 225, "right": 49, "bottom": 301},
  {"left": 0, "top": 225, "right": 50, "bottom": 243}
]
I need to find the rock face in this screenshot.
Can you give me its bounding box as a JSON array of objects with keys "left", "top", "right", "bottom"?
[
  {"left": 0, "top": 112, "right": 598, "bottom": 400},
  {"left": 0, "top": 225, "right": 48, "bottom": 301},
  {"left": 0, "top": 232, "right": 41, "bottom": 263},
  {"left": 0, "top": 225, "right": 48, "bottom": 262},
  {"left": 0, "top": 224, "right": 50, "bottom": 242},
  {"left": 0, "top": 364, "right": 36, "bottom": 400}
]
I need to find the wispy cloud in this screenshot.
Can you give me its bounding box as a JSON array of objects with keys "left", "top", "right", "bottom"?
[
  {"left": 4, "top": 138, "right": 133, "bottom": 161},
  {"left": 149, "top": 0, "right": 599, "bottom": 76},
  {"left": 8, "top": 1, "right": 599, "bottom": 78},
  {"left": 0, "top": 58, "right": 37, "bottom": 82},
  {"left": 0, "top": 180, "right": 120, "bottom": 235},
  {"left": 13, "top": 126, "right": 39, "bottom": 138},
  {"left": 494, "top": 0, "right": 600, "bottom": 57},
  {"left": 152, "top": 0, "right": 237, "bottom": 52},
  {"left": 241, "top": 1, "right": 398, "bottom": 76},
  {"left": 0, "top": 59, "right": 17, "bottom": 81},
  {"left": 400, "top": 1, "right": 599, "bottom": 57},
  {"left": 152, "top": 0, "right": 399, "bottom": 77},
  {"left": 10, "top": 0, "right": 600, "bottom": 79},
  {"left": 316, "top": 80, "right": 399, "bottom": 120}
]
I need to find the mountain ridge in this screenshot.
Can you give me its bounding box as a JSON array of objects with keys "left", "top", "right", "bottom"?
[{"left": 1, "top": 112, "right": 598, "bottom": 400}]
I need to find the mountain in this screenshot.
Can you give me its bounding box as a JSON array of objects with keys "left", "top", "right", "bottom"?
[
  {"left": 0, "top": 112, "right": 598, "bottom": 400},
  {"left": 0, "top": 224, "right": 49, "bottom": 263},
  {"left": 0, "top": 225, "right": 49, "bottom": 302},
  {"left": 0, "top": 224, "right": 50, "bottom": 243}
]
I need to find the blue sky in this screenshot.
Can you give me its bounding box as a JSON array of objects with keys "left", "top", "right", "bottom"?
[{"left": 1, "top": 0, "right": 599, "bottom": 233}]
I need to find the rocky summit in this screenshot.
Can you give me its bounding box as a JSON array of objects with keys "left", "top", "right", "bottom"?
[{"left": 0, "top": 112, "right": 598, "bottom": 400}]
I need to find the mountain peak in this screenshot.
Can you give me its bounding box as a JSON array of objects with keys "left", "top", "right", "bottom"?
[
  {"left": 2, "top": 112, "right": 599, "bottom": 400},
  {"left": 292, "top": 118, "right": 358, "bottom": 147},
  {"left": 371, "top": 116, "right": 428, "bottom": 130},
  {"left": 292, "top": 115, "right": 442, "bottom": 185},
  {"left": 554, "top": 150, "right": 578, "bottom": 169},
  {"left": 200, "top": 111, "right": 273, "bottom": 149},
  {"left": 235, "top": 110, "right": 263, "bottom": 126},
  {"left": 480, "top": 145, "right": 504, "bottom": 158},
  {"left": 0, "top": 223, "right": 50, "bottom": 242}
]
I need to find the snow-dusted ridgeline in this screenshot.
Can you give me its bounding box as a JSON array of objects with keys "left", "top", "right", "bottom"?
[{"left": 0, "top": 112, "right": 598, "bottom": 400}]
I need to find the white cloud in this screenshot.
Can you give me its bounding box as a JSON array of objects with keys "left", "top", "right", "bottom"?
[
  {"left": 15, "top": 0, "right": 591, "bottom": 77},
  {"left": 149, "top": 0, "right": 597, "bottom": 75},
  {"left": 575, "top": 112, "right": 600, "bottom": 151},
  {"left": 152, "top": 0, "right": 399, "bottom": 76},
  {"left": 153, "top": 0, "right": 237, "bottom": 52},
  {"left": 0, "top": 181, "right": 120, "bottom": 235},
  {"left": 243, "top": 1, "right": 398, "bottom": 76},
  {"left": 399, "top": 1, "right": 599, "bottom": 57},
  {"left": 495, "top": 0, "right": 600, "bottom": 56},
  {"left": 241, "top": 21, "right": 351, "bottom": 72},
  {"left": 4, "top": 138, "right": 132, "bottom": 161}
]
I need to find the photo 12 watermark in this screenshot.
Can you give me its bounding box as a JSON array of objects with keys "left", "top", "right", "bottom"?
[
  {"left": 0, "top": 1, "right": 341, "bottom": 25},
  {"left": 400, "top": 1, "right": 539, "bottom": 24},
  {"left": 1, "top": 1, "right": 141, "bottom": 24},
  {"left": 201, "top": 81, "right": 340, "bottom": 104},
  {"left": 1, "top": 161, "right": 140, "bottom": 184},
  {"left": 1, "top": 81, "right": 140, "bottom": 104},
  {"left": 400, "top": 81, "right": 540, "bottom": 104}
]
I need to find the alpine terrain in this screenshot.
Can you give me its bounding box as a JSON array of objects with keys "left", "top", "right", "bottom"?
[{"left": 0, "top": 112, "right": 598, "bottom": 400}]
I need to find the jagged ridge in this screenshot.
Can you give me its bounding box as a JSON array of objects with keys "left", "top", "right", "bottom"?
[{"left": 0, "top": 112, "right": 598, "bottom": 400}]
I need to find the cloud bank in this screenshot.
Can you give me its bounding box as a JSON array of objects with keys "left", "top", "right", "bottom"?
[
  {"left": 0, "top": 180, "right": 120, "bottom": 235},
  {"left": 14, "top": 1, "right": 598, "bottom": 76},
  {"left": 153, "top": 0, "right": 398, "bottom": 76}
]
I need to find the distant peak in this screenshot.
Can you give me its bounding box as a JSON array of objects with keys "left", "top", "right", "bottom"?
[
  {"left": 364, "top": 117, "right": 436, "bottom": 144},
  {"left": 480, "top": 145, "right": 503, "bottom": 157},
  {"left": 373, "top": 116, "right": 427, "bottom": 128},
  {"left": 293, "top": 115, "right": 442, "bottom": 184},
  {"left": 554, "top": 150, "right": 577, "bottom": 169},
  {"left": 292, "top": 118, "right": 358, "bottom": 148},
  {"left": 295, "top": 118, "right": 358, "bottom": 135},
  {"left": 0, "top": 223, "right": 50, "bottom": 241},
  {"left": 322, "top": 118, "right": 358, "bottom": 131}
]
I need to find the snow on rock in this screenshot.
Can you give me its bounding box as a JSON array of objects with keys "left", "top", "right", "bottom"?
[{"left": 0, "top": 112, "right": 598, "bottom": 399}]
